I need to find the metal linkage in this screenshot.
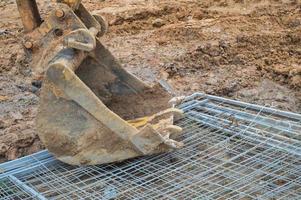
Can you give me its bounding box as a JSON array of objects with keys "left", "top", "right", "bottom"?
[{"left": 0, "top": 93, "right": 300, "bottom": 199}]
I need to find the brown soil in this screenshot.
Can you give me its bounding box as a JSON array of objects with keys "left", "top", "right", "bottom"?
[{"left": 0, "top": 0, "right": 300, "bottom": 162}]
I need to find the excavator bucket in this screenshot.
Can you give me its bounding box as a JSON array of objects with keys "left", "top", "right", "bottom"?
[{"left": 17, "top": 0, "right": 183, "bottom": 165}]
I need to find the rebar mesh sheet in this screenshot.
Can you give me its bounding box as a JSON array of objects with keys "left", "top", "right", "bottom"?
[
  {"left": 0, "top": 177, "right": 36, "bottom": 200},
  {"left": 0, "top": 93, "right": 300, "bottom": 199}
]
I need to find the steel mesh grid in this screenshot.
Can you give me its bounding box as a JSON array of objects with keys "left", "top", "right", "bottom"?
[
  {"left": 0, "top": 177, "right": 36, "bottom": 200},
  {"left": 0, "top": 93, "right": 300, "bottom": 199}
]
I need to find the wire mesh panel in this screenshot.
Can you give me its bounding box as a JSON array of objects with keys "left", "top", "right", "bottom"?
[
  {"left": 0, "top": 93, "right": 300, "bottom": 199},
  {"left": 0, "top": 177, "right": 37, "bottom": 200}
]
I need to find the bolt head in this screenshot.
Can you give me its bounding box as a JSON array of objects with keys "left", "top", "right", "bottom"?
[
  {"left": 24, "top": 41, "right": 33, "bottom": 49},
  {"left": 55, "top": 9, "right": 65, "bottom": 18}
]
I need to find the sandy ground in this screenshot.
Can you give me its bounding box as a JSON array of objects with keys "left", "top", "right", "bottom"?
[{"left": 0, "top": 0, "right": 300, "bottom": 162}]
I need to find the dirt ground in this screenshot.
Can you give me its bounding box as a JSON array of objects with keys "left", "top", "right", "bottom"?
[{"left": 0, "top": 0, "right": 300, "bottom": 162}]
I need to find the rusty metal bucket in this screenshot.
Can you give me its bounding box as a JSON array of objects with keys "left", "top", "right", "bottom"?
[{"left": 17, "top": 1, "right": 183, "bottom": 165}]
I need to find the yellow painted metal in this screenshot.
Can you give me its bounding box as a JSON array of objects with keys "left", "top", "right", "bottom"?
[{"left": 128, "top": 117, "right": 150, "bottom": 128}]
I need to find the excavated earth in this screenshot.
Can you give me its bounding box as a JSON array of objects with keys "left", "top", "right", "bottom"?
[{"left": 0, "top": 0, "right": 300, "bottom": 162}]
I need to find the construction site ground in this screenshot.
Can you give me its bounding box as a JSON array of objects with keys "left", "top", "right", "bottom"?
[{"left": 0, "top": 0, "right": 300, "bottom": 162}]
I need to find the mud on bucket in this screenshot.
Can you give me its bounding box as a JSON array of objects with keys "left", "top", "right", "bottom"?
[{"left": 37, "top": 42, "right": 184, "bottom": 166}]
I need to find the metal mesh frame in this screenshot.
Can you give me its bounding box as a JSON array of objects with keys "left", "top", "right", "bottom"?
[
  {"left": 0, "top": 93, "right": 300, "bottom": 199},
  {"left": 0, "top": 177, "right": 35, "bottom": 200}
]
